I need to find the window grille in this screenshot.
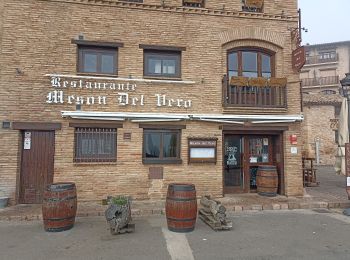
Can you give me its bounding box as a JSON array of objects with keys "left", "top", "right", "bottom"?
[{"left": 74, "top": 127, "right": 117, "bottom": 162}]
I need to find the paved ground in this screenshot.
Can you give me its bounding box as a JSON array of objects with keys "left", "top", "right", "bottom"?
[
  {"left": 305, "top": 166, "right": 348, "bottom": 201},
  {"left": 1, "top": 209, "right": 350, "bottom": 260}
]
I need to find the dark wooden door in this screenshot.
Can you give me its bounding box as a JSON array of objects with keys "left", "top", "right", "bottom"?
[{"left": 19, "top": 130, "right": 55, "bottom": 204}]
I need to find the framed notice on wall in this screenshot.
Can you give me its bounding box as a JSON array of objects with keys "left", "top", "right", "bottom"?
[{"left": 188, "top": 138, "right": 217, "bottom": 164}]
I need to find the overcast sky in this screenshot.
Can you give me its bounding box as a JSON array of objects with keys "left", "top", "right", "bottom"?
[{"left": 298, "top": 0, "right": 349, "bottom": 45}]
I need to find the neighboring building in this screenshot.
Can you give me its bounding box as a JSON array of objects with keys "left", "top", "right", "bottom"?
[
  {"left": 302, "top": 94, "right": 342, "bottom": 165},
  {"left": 301, "top": 41, "right": 350, "bottom": 94},
  {"left": 0, "top": 0, "right": 303, "bottom": 205},
  {"left": 301, "top": 41, "right": 350, "bottom": 165}
]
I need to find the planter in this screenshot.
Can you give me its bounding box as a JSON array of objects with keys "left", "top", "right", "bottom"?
[
  {"left": 105, "top": 196, "right": 134, "bottom": 235},
  {"left": 0, "top": 197, "right": 9, "bottom": 208}
]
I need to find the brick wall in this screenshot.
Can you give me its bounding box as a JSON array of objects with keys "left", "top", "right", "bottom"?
[
  {"left": 0, "top": 0, "right": 302, "bottom": 202},
  {"left": 302, "top": 105, "right": 337, "bottom": 165}
]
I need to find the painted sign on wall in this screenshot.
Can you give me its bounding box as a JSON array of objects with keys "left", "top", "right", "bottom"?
[{"left": 46, "top": 76, "right": 192, "bottom": 109}]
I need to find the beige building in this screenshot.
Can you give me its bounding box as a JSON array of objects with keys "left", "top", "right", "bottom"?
[
  {"left": 301, "top": 41, "right": 350, "bottom": 165},
  {"left": 0, "top": 0, "right": 304, "bottom": 205},
  {"left": 301, "top": 41, "right": 350, "bottom": 94}
]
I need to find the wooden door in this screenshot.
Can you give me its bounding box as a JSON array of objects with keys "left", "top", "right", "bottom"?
[{"left": 19, "top": 130, "right": 55, "bottom": 204}]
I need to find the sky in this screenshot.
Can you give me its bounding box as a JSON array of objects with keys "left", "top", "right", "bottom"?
[{"left": 298, "top": 0, "right": 350, "bottom": 45}]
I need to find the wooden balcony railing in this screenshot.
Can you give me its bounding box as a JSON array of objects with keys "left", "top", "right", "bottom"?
[
  {"left": 305, "top": 53, "right": 338, "bottom": 65},
  {"left": 302, "top": 76, "right": 339, "bottom": 87},
  {"left": 183, "top": 0, "right": 204, "bottom": 8},
  {"left": 223, "top": 76, "right": 287, "bottom": 108}
]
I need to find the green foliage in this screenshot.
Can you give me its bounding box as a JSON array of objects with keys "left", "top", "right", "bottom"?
[{"left": 110, "top": 196, "right": 128, "bottom": 206}]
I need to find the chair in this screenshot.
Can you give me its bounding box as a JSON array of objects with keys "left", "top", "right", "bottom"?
[{"left": 302, "top": 157, "right": 319, "bottom": 187}]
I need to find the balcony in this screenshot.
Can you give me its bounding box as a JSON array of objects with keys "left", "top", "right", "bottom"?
[
  {"left": 305, "top": 53, "right": 338, "bottom": 65},
  {"left": 223, "top": 76, "right": 287, "bottom": 108},
  {"left": 302, "top": 76, "right": 339, "bottom": 87}
]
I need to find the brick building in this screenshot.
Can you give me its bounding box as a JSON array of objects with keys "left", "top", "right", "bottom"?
[
  {"left": 0, "top": 0, "right": 303, "bottom": 204},
  {"left": 301, "top": 41, "right": 350, "bottom": 165}
]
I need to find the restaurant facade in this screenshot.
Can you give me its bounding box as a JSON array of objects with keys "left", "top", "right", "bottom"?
[{"left": 0, "top": 0, "right": 304, "bottom": 204}]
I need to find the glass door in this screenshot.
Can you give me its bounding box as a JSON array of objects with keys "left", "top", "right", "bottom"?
[
  {"left": 223, "top": 135, "right": 245, "bottom": 193},
  {"left": 247, "top": 136, "right": 273, "bottom": 191}
]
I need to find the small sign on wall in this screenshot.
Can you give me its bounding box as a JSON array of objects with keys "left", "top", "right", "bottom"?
[
  {"left": 291, "top": 147, "right": 298, "bottom": 154},
  {"left": 24, "top": 131, "right": 31, "bottom": 150}
]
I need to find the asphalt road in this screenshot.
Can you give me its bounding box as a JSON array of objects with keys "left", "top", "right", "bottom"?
[{"left": 1, "top": 209, "right": 350, "bottom": 260}]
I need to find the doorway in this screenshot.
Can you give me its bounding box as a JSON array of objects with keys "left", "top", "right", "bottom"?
[
  {"left": 19, "top": 130, "right": 55, "bottom": 204},
  {"left": 223, "top": 133, "right": 283, "bottom": 194}
]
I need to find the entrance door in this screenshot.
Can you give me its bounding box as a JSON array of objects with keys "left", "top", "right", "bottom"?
[
  {"left": 19, "top": 130, "right": 55, "bottom": 204},
  {"left": 246, "top": 136, "right": 273, "bottom": 192},
  {"left": 223, "top": 133, "right": 283, "bottom": 194},
  {"left": 223, "top": 135, "right": 245, "bottom": 193}
]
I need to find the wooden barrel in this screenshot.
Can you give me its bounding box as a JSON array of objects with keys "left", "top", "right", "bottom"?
[
  {"left": 165, "top": 183, "right": 197, "bottom": 233},
  {"left": 256, "top": 165, "right": 278, "bottom": 197},
  {"left": 42, "top": 182, "right": 77, "bottom": 232}
]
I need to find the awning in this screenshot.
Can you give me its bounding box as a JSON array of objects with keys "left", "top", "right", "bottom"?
[{"left": 62, "top": 111, "right": 303, "bottom": 124}]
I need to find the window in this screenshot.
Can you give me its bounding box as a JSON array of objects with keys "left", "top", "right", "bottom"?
[
  {"left": 183, "top": 0, "right": 204, "bottom": 8},
  {"left": 318, "top": 51, "right": 336, "bottom": 60},
  {"left": 144, "top": 51, "right": 181, "bottom": 78},
  {"left": 78, "top": 46, "right": 117, "bottom": 75},
  {"left": 321, "top": 89, "right": 336, "bottom": 95},
  {"left": 242, "top": 0, "right": 264, "bottom": 13},
  {"left": 249, "top": 137, "right": 270, "bottom": 163},
  {"left": 228, "top": 48, "right": 274, "bottom": 78},
  {"left": 143, "top": 129, "right": 181, "bottom": 164},
  {"left": 74, "top": 127, "right": 117, "bottom": 162}
]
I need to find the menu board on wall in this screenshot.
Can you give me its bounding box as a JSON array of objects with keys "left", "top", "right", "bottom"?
[{"left": 188, "top": 138, "right": 217, "bottom": 164}]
